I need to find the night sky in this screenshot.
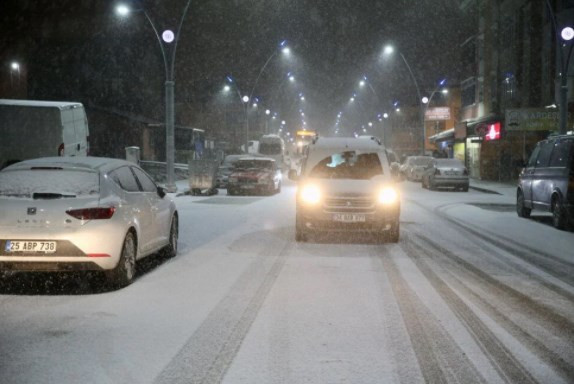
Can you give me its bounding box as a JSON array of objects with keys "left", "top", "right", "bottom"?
[{"left": 1, "top": 0, "right": 472, "bottom": 135}]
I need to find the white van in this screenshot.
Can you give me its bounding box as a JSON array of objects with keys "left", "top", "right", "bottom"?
[
  {"left": 289, "top": 136, "right": 402, "bottom": 243},
  {"left": 0, "top": 99, "right": 90, "bottom": 169}
]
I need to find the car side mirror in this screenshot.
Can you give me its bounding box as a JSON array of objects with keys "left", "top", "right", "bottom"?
[
  {"left": 157, "top": 186, "right": 166, "bottom": 198},
  {"left": 288, "top": 169, "right": 299, "bottom": 181}
]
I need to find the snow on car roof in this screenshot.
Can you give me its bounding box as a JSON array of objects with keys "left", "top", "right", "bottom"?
[
  {"left": 0, "top": 99, "right": 83, "bottom": 109},
  {"left": 235, "top": 156, "right": 275, "bottom": 162},
  {"left": 2, "top": 156, "right": 137, "bottom": 174}
]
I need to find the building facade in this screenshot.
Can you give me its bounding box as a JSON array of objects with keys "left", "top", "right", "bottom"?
[{"left": 456, "top": 0, "right": 574, "bottom": 181}]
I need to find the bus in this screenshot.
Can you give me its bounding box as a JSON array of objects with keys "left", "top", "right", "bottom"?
[{"left": 295, "top": 130, "right": 317, "bottom": 155}]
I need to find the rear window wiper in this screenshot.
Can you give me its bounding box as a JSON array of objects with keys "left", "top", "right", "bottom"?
[{"left": 33, "top": 192, "right": 76, "bottom": 199}]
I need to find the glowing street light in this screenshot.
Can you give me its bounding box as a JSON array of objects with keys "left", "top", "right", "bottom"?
[
  {"left": 242, "top": 95, "right": 250, "bottom": 103},
  {"left": 562, "top": 26, "right": 574, "bottom": 41},
  {"left": 383, "top": 45, "right": 394, "bottom": 55},
  {"left": 223, "top": 85, "right": 230, "bottom": 92},
  {"left": 421, "top": 96, "right": 429, "bottom": 104},
  {"left": 116, "top": 4, "right": 129, "bottom": 16},
  {"left": 265, "top": 109, "right": 271, "bottom": 115}
]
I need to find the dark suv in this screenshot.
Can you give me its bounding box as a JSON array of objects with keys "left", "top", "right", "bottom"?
[{"left": 516, "top": 134, "right": 574, "bottom": 229}]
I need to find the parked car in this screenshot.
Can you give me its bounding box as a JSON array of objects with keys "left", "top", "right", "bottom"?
[
  {"left": 516, "top": 134, "right": 574, "bottom": 230},
  {"left": 227, "top": 157, "right": 282, "bottom": 195},
  {"left": 0, "top": 157, "right": 178, "bottom": 287},
  {"left": 421, "top": 158, "right": 469, "bottom": 191},
  {"left": 0, "top": 99, "right": 90, "bottom": 169},
  {"left": 216, "top": 154, "right": 250, "bottom": 188},
  {"left": 400, "top": 156, "right": 433, "bottom": 181},
  {"left": 289, "top": 136, "right": 401, "bottom": 243}
]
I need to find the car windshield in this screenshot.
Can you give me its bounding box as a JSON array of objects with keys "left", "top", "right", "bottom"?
[
  {"left": 309, "top": 151, "right": 383, "bottom": 180},
  {"left": 234, "top": 160, "right": 273, "bottom": 170},
  {"left": 0, "top": 169, "right": 99, "bottom": 198},
  {"left": 259, "top": 143, "right": 282, "bottom": 155}
]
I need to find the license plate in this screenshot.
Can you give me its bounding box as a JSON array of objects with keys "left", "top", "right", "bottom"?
[
  {"left": 5, "top": 240, "right": 57, "bottom": 253},
  {"left": 333, "top": 213, "right": 366, "bottom": 223},
  {"left": 444, "top": 171, "right": 457, "bottom": 175}
]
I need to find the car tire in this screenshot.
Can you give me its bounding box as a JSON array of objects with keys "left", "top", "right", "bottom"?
[
  {"left": 228, "top": 188, "right": 235, "bottom": 196},
  {"left": 295, "top": 213, "right": 307, "bottom": 242},
  {"left": 106, "top": 231, "right": 137, "bottom": 288},
  {"left": 552, "top": 195, "right": 567, "bottom": 230},
  {"left": 162, "top": 214, "right": 178, "bottom": 259},
  {"left": 516, "top": 190, "right": 531, "bottom": 218},
  {"left": 429, "top": 180, "right": 436, "bottom": 191},
  {"left": 461, "top": 185, "right": 469, "bottom": 192},
  {"left": 385, "top": 220, "right": 400, "bottom": 243}
]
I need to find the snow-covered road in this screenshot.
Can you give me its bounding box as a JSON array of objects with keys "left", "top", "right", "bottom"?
[{"left": 1, "top": 180, "right": 573, "bottom": 383}]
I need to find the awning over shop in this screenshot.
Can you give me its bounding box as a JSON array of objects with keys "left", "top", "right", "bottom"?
[{"left": 429, "top": 128, "right": 455, "bottom": 143}]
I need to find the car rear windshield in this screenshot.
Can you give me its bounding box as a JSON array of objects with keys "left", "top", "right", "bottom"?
[
  {"left": 413, "top": 157, "right": 432, "bottom": 166},
  {"left": 235, "top": 160, "right": 273, "bottom": 170},
  {"left": 309, "top": 151, "right": 383, "bottom": 179},
  {"left": 0, "top": 169, "right": 99, "bottom": 198},
  {"left": 435, "top": 159, "right": 464, "bottom": 168}
]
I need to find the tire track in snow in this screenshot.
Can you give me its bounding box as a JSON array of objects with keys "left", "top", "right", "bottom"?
[
  {"left": 154, "top": 231, "right": 292, "bottom": 384},
  {"left": 407, "top": 199, "right": 574, "bottom": 302},
  {"left": 400, "top": 232, "right": 539, "bottom": 384},
  {"left": 376, "top": 247, "right": 487, "bottom": 384},
  {"left": 406, "top": 229, "right": 574, "bottom": 382}
]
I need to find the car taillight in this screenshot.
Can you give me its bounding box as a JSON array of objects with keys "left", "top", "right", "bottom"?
[
  {"left": 435, "top": 169, "right": 441, "bottom": 175},
  {"left": 66, "top": 207, "right": 116, "bottom": 220},
  {"left": 58, "top": 143, "right": 65, "bottom": 156},
  {"left": 463, "top": 168, "right": 468, "bottom": 175}
]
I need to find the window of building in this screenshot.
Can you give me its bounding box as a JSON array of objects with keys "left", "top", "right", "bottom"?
[{"left": 461, "top": 77, "right": 476, "bottom": 107}]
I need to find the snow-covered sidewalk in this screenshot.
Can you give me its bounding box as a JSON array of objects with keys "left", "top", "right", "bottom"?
[{"left": 469, "top": 178, "right": 516, "bottom": 197}]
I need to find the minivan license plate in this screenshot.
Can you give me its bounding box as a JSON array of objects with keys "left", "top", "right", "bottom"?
[
  {"left": 333, "top": 214, "right": 366, "bottom": 223},
  {"left": 5, "top": 241, "right": 57, "bottom": 253}
]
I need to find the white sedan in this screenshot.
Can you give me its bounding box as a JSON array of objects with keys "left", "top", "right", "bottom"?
[{"left": 0, "top": 157, "right": 178, "bottom": 288}]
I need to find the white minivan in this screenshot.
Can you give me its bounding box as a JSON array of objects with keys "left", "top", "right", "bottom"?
[
  {"left": 289, "top": 136, "right": 402, "bottom": 243},
  {"left": 0, "top": 99, "right": 90, "bottom": 169}
]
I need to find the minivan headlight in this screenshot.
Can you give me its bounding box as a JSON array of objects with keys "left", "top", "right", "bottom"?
[
  {"left": 378, "top": 187, "right": 398, "bottom": 205},
  {"left": 300, "top": 185, "right": 321, "bottom": 204}
]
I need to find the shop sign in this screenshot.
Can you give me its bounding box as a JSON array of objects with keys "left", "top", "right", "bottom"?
[
  {"left": 425, "top": 107, "right": 451, "bottom": 121},
  {"left": 484, "top": 122, "right": 501, "bottom": 141},
  {"left": 505, "top": 108, "right": 572, "bottom": 131}
]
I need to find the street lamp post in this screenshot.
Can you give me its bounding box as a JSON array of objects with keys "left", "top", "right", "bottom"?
[
  {"left": 383, "top": 45, "right": 425, "bottom": 155},
  {"left": 116, "top": 1, "right": 192, "bottom": 192},
  {"left": 544, "top": 1, "right": 574, "bottom": 134}
]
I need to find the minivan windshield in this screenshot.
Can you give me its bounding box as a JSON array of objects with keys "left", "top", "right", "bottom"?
[{"left": 309, "top": 151, "right": 383, "bottom": 180}]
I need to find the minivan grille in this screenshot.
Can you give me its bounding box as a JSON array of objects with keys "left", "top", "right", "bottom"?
[{"left": 323, "top": 196, "right": 375, "bottom": 213}]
